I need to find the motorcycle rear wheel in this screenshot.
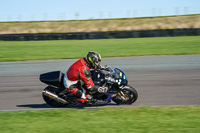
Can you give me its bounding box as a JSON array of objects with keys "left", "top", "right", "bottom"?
[
  {"left": 42, "top": 86, "right": 68, "bottom": 107},
  {"left": 112, "top": 85, "right": 138, "bottom": 105}
]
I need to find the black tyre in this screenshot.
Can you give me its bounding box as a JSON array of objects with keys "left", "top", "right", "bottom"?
[
  {"left": 112, "top": 85, "right": 138, "bottom": 105},
  {"left": 42, "top": 86, "right": 68, "bottom": 107}
]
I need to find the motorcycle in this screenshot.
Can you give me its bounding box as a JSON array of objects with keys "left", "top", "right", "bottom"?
[{"left": 39, "top": 66, "right": 138, "bottom": 107}]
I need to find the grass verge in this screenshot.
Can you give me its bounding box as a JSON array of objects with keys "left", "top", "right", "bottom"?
[
  {"left": 0, "top": 36, "right": 200, "bottom": 62},
  {"left": 0, "top": 106, "right": 200, "bottom": 133}
]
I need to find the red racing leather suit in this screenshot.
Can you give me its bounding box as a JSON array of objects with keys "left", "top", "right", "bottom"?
[
  {"left": 67, "top": 58, "right": 94, "bottom": 88},
  {"left": 64, "top": 58, "right": 95, "bottom": 103}
]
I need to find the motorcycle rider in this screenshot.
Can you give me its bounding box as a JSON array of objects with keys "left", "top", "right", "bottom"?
[{"left": 63, "top": 51, "right": 108, "bottom": 104}]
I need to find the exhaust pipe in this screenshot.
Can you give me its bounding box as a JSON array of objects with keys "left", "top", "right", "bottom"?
[{"left": 43, "top": 90, "right": 68, "bottom": 104}]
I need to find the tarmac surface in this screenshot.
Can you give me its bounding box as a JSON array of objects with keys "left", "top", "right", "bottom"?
[{"left": 0, "top": 55, "right": 200, "bottom": 111}]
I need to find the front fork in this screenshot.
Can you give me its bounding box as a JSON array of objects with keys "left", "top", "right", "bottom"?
[{"left": 117, "top": 91, "right": 126, "bottom": 100}]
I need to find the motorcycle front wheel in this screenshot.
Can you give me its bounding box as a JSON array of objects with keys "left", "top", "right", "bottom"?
[
  {"left": 42, "top": 86, "right": 68, "bottom": 107},
  {"left": 112, "top": 85, "right": 138, "bottom": 105}
]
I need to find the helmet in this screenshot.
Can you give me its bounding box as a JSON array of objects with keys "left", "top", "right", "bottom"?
[{"left": 85, "top": 51, "right": 101, "bottom": 69}]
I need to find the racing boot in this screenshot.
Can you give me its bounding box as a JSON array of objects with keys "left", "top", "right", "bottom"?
[{"left": 77, "top": 94, "right": 93, "bottom": 105}]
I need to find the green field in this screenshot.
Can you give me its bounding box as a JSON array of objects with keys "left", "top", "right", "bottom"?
[
  {"left": 0, "top": 36, "right": 200, "bottom": 62},
  {"left": 0, "top": 106, "right": 199, "bottom": 133}
]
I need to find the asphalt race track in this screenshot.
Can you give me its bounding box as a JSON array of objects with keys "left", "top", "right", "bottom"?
[{"left": 0, "top": 55, "right": 200, "bottom": 111}]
